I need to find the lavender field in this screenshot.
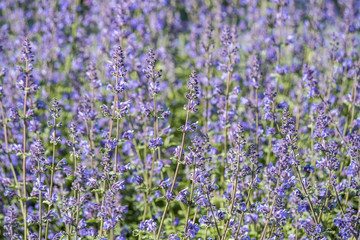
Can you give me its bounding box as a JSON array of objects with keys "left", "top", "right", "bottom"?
[{"left": 1, "top": 0, "right": 360, "bottom": 239}]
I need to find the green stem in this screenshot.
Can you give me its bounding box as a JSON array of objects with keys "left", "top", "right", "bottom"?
[
  {"left": 74, "top": 191, "right": 80, "bottom": 240},
  {"left": 99, "top": 180, "right": 106, "bottom": 235},
  {"left": 45, "top": 119, "right": 57, "bottom": 240},
  {"left": 38, "top": 162, "right": 43, "bottom": 240},
  {"left": 221, "top": 147, "right": 242, "bottom": 240},
  {"left": 317, "top": 173, "right": 331, "bottom": 223},
  {"left": 234, "top": 173, "right": 254, "bottom": 240},
  {"left": 206, "top": 191, "right": 221, "bottom": 239},
  {"left": 204, "top": 48, "right": 212, "bottom": 135},
  {"left": 156, "top": 102, "right": 191, "bottom": 240},
  {"left": 295, "top": 166, "right": 318, "bottom": 223},
  {"left": 260, "top": 168, "right": 282, "bottom": 240},
  {"left": 184, "top": 156, "right": 197, "bottom": 234},
  {"left": 22, "top": 58, "right": 29, "bottom": 240},
  {"left": 350, "top": 199, "right": 360, "bottom": 240},
  {"left": 147, "top": 95, "right": 158, "bottom": 203},
  {"left": 0, "top": 102, "right": 25, "bottom": 215},
  {"left": 100, "top": 63, "right": 120, "bottom": 235},
  {"left": 222, "top": 53, "right": 232, "bottom": 188}
]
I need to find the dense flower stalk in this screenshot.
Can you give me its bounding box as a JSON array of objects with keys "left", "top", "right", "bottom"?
[{"left": 156, "top": 72, "right": 199, "bottom": 240}]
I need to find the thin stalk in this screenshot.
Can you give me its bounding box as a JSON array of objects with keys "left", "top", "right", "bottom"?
[
  {"left": 319, "top": 94, "right": 351, "bottom": 177},
  {"left": 156, "top": 102, "right": 191, "bottom": 240},
  {"left": 282, "top": 125, "right": 319, "bottom": 224},
  {"left": 22, "top": 58, "right": 30, "bottom": 240},
  {"left": 110, "top": 229, "right": 114, "bottom": 240},
  {"left": 141, "top": 143, "right": 149, "bottom": 223},
  {"left": 140, "top": 161, "right": 149, "bottom": 223},
  {"left": 344, "top": 73, "right": 358, "bottom": 209},
  {"left": 206, "top": 191, "right": 221, "bottom": 239},
  {"left": 114, "top": 116, "right": 120, "bottom": 172},
  {"left": 192, "top": 206, "right": 198, "bottom": 223},
  {"left": 318, "top": 138, "right": 345, "bottom": 223},
  {"left": 334, "top": 184, "right": 345, "bottom": 215},
  {"left": 142, "top": 70, "right": 160, "bottom": 222},
  {"left": 148, "top": 95, "right": 158, "bottom": 193},
  {"left": 83, "top": 119, "right": 96, "bottom": 175},
  {"left": 235, "top": 165, "right": 256, "bottom": 239},
  {"left": 85, "top": 120, "right": 96, "bottom": 171},
  {"left": 350, "top": 72, "right": 358, "bottom": 131},
  {"left": 234, "top": 172, "right": 255, "bottom": 240},
  {"left": 148, "top": 149, "right": 155, "bottom": 188},
  {"left": 123, "top": 97, "right": 150, "bottom": 232},
  {"left": 100, "top": 64, "right": 120, "bottom": 235},
  {"left": 107, "top": 65, "right": 119, "bottom": 141},
  {"left": 221, "top": 147, "right": 242, "bottom": 240},
  {"left": 222, "top": 53, "right": 233, "bottom": 186},
  {"left": 350, "top": 199, "right": 360, "bottom": 240},
  {"left": 268, "top": 225, "right": 275, "bottom": 239},
  {"left": 99, "top": 180, "right": 106, "bottom": 235},
  {"left": 184, "top": 156, "right": 197, "bottom": 234},
  {"left": 74, "top": 191, "right": 80, "bottom": 240},
  {"left": 113, "top": 69, "right": 120, "bottom": 174},
  {"left": 84, "top": 120, "right": 99, "bottom": 203},
  {"left": 45, "top": 119, "right": 56, "bottom": 240},
  {"left": 317, "top": 173, "right": 332, "bottom": 223},
  {"left": 294, "top": 166, "right": 318, "bottom": 223},
  {"left": 255, "top": 88, "right": 259, "bottom": 147},
  {"left": 204, "top": 49, "right": 212, "bottom": 134},
  {"left": 38, "top": 162, "right": 43, "bottom": 240},
  {"left": 310, "top": 110, "right": 315, "bottom": 174},
  {"left": 260, "top": 168, "right": 282, "bottom": 240},
  {"left": 318, "top": 95, "right": 349, "bottom": 147},
  {"left": 266, "top": 80, "right": 277, "bottom": 165},
  {"left": 343, "top": 102, "right": 352, "bottom": 137},
  {"left": 295, "top": 215, "right": 298, "bottom": 240},
  {"left": 90, "top": 87, "right": 96, "bottom": 171},
  {"left": 69, "top": 139, "right": 79, "bottom": 237},
  {"left": 295, "top": 83, "right": 302, "bottom": 130},
  {"left": 326, "top": 58, "right": 334, "bottom": 100},
  {"left": 141, "top": 191, "right": 148, "bottom": 221},
  {"left": 344, "top": 176, "right": 352, "bottom": 209},
  {"left": 0, "top": 102, "right": 24, "bottom": 214},
  {"left": 339, "top": 68, "right": 349, "bottom": 107}
]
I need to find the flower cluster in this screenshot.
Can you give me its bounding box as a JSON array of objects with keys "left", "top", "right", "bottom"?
[{"left": 0, "top": 1, "right": 360, "bottom": 240}]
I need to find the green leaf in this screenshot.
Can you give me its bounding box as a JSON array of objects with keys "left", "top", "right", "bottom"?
[
  {"left": 91, "top": 189, "right": 102, "bottom": 193},
  {"left": 86, "top": 219, "right": 99, "bottom": 223},
  {"left": 155, "top": 196, "right": 165, "bottom": 202},
  {"left": 65, "top": 175, "right": 75, "bottom": 181},
  {"left": 270, "top": 73, "right": 281, "bottom": 78},
  {"left": 132, "top": 229, "right": 140, "bottom": 236},
  {"left": 28, "top": 197, "right": 39, "bottom": 201},
  {"left": 151, "top": 186, "right": 161, "bottom": 192}
]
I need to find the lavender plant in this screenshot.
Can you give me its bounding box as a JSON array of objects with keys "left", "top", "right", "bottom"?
[{"left": 1, "top": 0, "right": 360, "bottom": 240}]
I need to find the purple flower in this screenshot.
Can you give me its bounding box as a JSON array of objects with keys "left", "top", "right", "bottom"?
[
  {"left": 165, "top": 190, "right": 175, "bottom": 201},
  {"left": 184, "top": 221, "right": 200, "bottom": 239},
  {"left": 176, "top": 188, "right": 189, "bottom": 204},
  {"left": 139, "top": 219, "right": 157, "bottom": 233}
]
